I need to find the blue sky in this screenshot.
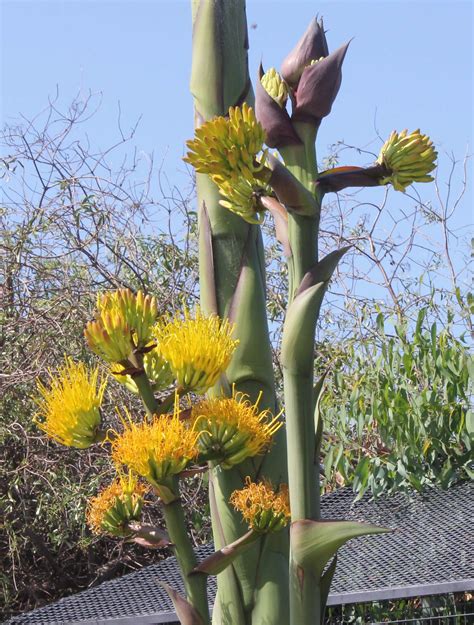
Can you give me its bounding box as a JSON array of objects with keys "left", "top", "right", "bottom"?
[{"left": 1, "top": 0, "right": 473, "bottom": 282}]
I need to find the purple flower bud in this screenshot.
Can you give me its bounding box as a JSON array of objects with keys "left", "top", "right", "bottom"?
[
  {"left": 255, "top": 64, "right": 302, "bottom": 149},
  {"left": 292, "top": 42, "right": 350, "bottom": 125},
  {"left": 281, "top": 17, "right": 329, "bottom": 88}
]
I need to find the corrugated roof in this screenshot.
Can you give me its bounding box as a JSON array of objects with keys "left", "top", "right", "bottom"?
[{"left": 6, "top": 481, "right": 473, "bottom": 625}]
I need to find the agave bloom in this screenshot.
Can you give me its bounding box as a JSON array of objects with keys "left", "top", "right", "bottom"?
[
  {"left": 377, "top": 129, "right": 437, "bottom": 191},
  {"left": 192, "top": 390, "right": 282, "bottom": 468},
  {"left": 111, "top": 408, "right": 198, "bottom": 500},
  {"left": 154, "top": 308, "right": 239, "bottom": 394},
  {"left": 85, "top": 289, "right": 158, "bottom": 363},
  {"left": 218, "top": 177, "right": 268, "bottom": 224},
  {"left": 87, "top": 472, "right": 148, "bottom": 537},
  {"left": 184, "top": 104, "right": 272, "bottom": 223},
  {"left": 34, "top": 358, "right": 106, "bottom": 448},
  {"left": 111, "top": 347, "right": 174, "bottom": 393},
  {"left": 230, "top": 477, "right": 291, "bottom": 532},
  {"left": 316, "top": 130, "right": 437, "bottom": 194}
]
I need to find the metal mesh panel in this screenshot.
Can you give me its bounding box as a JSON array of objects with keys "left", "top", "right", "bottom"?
[{"left": 6, "top": 482, "right": 473, "bottom": 624}]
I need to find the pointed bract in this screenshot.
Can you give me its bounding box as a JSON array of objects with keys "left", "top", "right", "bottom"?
[
  {"left": 293, "top": 42, "right": 350, "bottom": 124},
  {"left": 281, "top": 17, "right": 329, "bottom": 87},
  {"left": 255, "top": 65, "right": 302, "bottom": 149}
]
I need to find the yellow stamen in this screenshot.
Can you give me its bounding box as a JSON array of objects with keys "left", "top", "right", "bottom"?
[
  {"left": 87, "top": 472, "right": 147, "bottom": 537},
  {"left": 192, "top": 389, "right": 282, "bottom": 468},
  {"left": 111, "top": 405, "right": 198, "bottom": 489},
  {"left": 154, "top": 307, "right": 239, "bottom": 394},
  {"left": 230, "top": 476, "right": 290, "bottom": 532},
  {"left": 34, "top": 358, "right": 106, "bottom": 448}
]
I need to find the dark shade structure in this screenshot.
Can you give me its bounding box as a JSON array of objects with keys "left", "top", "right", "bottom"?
[{"left": 6, "top": 482, "right": 473, "bottom": 625}]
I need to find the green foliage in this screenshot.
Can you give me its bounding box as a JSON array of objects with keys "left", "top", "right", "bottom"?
[
  {"left": 325, "top": 592, "right": 472, "bottom": 624},
  {"left": 320, "top": 307, "right": 473, "bottom": 498}
]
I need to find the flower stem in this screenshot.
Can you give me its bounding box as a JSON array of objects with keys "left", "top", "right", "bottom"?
[{"left": 162, "top": 486, "right": 210, "bottom": 624}]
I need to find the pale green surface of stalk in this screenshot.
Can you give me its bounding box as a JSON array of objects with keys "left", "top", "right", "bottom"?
[{"left": 191, "top": 2, "right": 289, "bottom": 624}]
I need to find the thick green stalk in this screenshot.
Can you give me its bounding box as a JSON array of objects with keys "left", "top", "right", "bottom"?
[
  {"left": 191, "top": 2, "right": 289, "bottom": 623},
  {"left": 284, "top": 372, "right": 319, "bottom": 520},
  {"left": 280, "top": 122, "right": 320, "bottom": 302},
  {"left": 162, "top": 491, "right": 210, "bottom": 624},
  {"left": 280, "top": 123, "right": 323, "bottom": 624},
  {"left": 289, "top": 566, "right": 321, "bottom": 625}
]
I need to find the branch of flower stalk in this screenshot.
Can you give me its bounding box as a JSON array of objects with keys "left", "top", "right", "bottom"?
[
  {"left": 155, "top": 390, "right": 176, "bottom": 415},
  {"left": 315, "top": 164, "right": 387, "bottom": 194},
  {"left": 125, "top": 351, "right": 159, "bottom": 416},
  {"left": 161, "top": 477, "right": 211, "bottom": 625}
]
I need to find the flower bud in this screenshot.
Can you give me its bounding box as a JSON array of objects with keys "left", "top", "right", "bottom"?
[
  {"left": 112, "top": 347, "right": 174, "bottom": 393},
  {"left": 316, "top": 131, "right": 437, "bottom": 194},
  {"left": 281, "top": 17, "right": 329, "bottom": 87},
  {"left": 85, "top": 289, "right": 158, "bottom": 364},
  {"left": 376, "top": 129, "right": 437, "bottom": 191},
  {"left": 260, "top": 67, "right": 288, "bottom": 108}
]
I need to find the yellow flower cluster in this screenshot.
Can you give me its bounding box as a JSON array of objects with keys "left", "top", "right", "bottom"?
[
  {"left": 184, "top": 104, "right": 271, "bottom": 223},
  {"left": 154, "top": 308, "right": 239, "bottom": 394},
  {"left": 230, "top": 476, "right": 290, "bottom": 532},
  {"left": 34, "top": 358, "right": 106, "bottom": 448},
  {"left": 377, "top": 129, "right": 437, "bottom": 192},
  {"left": 85, "top": 289, "right": 157, "bottom": 363},
  {"left": 260, "top": 68, "right": 288, "bottom": 108},
  {"left": 218, "top": 177, "right": 267, "bottom": 225},
  {"left": 192, "top": 391, "right": 282, "bottom": 468},
  {"left": 111, "top": 409, "right": 198, "bottom": 497},
  {"left": 87, "top": 473, "right": 147, "bottom": 537}
]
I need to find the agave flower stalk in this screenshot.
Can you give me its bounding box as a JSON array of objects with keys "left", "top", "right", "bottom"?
[
  {"left": 32, "top": 5, "right": 436, "bottom": 625},
  {"left": 191, "top": 2, "right": 289, "bottom": 624}
]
